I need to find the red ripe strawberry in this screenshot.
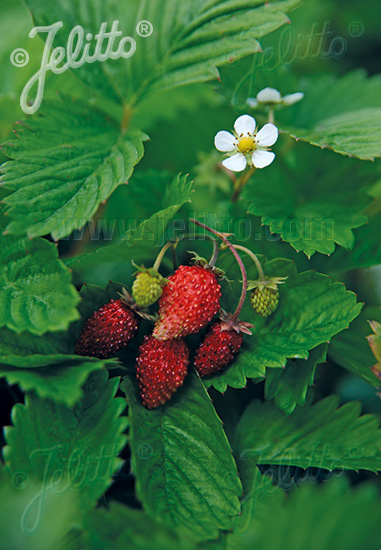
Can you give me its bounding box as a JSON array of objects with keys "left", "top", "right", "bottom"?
[
  {"left": 75, "top": 299, "right": 139, "bottom": 359},
  {"left": 194, "top": 321, "right": 243, "bottom": 377},
  {"left": 136, "top": 335, "right": 189, "bottom": 409},
  {"left": 153, "top": 265, "right": 221, "bottom": 341}
]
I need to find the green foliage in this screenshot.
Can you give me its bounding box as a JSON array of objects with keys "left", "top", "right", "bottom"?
[
  {"left": 0, "top": 464, "right": 80, "bottom": 550},
  {"left": 0, "top": 281, "right": 117, "bottom": 406},
  {"left": 235, "top": 396, "right": 381, "bottom": 472},
  {"left": 66, "top": 172, "right": 193, "bottom": 272},
  {"left": 329, "top": 306, "right": 381, "bottom": 387},
  {"left": 3, "top": 370, "right": 127, "bottom": 503},
  {"left": 242, "top": 145, "right": 374, "bottom": 257},
  {"left": 124, "top": 0, "right": 302, "bottom": 104},
  {"left": 312, "top": 213, "right": 381, "bottom": 272},
  {"left": 227, "top": 475, "right": 381, "bottom": 550},
  {"left": 1, "top": 97, "right": 147, "bottom": 239},
  {"left": 77, "top": 503, "right": 196, "bottom": 550},
  {"left": 0, "top": 218, "right": 80, "bottom": 334},
  {"left": 24, "top": 0, "right": 301, "bottom": 107},
  {"left": 0, "top": 0, "right": 380, "bottom": 546},
  {"left": 207, "top": 259, "right": 361, "bottom": 392},
  {"left": 264, "top": 343, "right": 328, "bottom": 415},
  {"left": 122, "top": 371, "right": 242, "bottom": 541},
  {"left": 280, "top": 72, "right": 381, "bottom": 159}
]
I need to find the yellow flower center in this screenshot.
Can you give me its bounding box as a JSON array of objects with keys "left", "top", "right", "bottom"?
[{"left": 238, "top": 136, "right": 256, "bottom": 154}]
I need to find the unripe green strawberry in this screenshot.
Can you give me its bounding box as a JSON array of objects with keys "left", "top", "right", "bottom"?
[
  {"left": 132, "top": 270, "right": 167, "bottom": 308},
  {"left": 250, "top": 286, "right": 279, "bottom": 317},
  {"left": 247, "top": 275, "right": 287, "bottom": 318}
]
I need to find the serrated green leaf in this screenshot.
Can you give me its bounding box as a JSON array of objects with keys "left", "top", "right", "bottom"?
[
  {"left": 235, "top": 396, "right": 381, "bottom": 472},
  {"left": 3, "top": 370, "right": 127, "bottom": 503},
  {"left": 122, "top": 370, "right": 242, "bottom": 541},
  {"left": 329, "top": 306, "right": 381, "bottom": 387},
  {"left": 0, "top": 220, "right": 80, "bottom": 334},
  {"left": 25, "top": 0, "right": 301, "bottom": 107},
  {"left": 124, "top": 0, "right": 301, "bottom": 105},
  {"left": 0, "top": 358, "right": 111, "bottom": 407},
  {"left": 280, "top": 72, "right": 381, "bottom": 159},
  {"left": 66, "top": 173, "right": 192, "bottom": 272},
  {"left": 242, "top": 146, "right": 373, "bottom": 257},
  {"left": 265, "top": 343, "right": 328, "bottom": 415},
  {"left": 0, "top": 293, "right": 118, "bottom": 407},
  {"left": 1, "top": 96, "right": 147, "bottom": 239},
  {"left": 207, "top": 258, "right": 361, "bottom": 392},
  {"left": 311, "top": 213, "right": 381, "bottom": 272},
  {"left": 227, "top": 476, "right": 381, "bottom": 550}
]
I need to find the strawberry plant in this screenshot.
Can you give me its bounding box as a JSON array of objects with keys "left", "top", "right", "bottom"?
[{"left": 0, "top": 0, "right": 381, "bottom": 548}]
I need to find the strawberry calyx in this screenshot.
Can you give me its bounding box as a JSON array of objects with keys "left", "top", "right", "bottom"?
[
  {"left": 192, "top": 255, "right": 225, "bottom": 278},
  {"left": 218, "top": 309, "right": 253, "bottom": 335},
  {"left": 119, "top": 287, "right": 158, "bottom": 321},
  {"left": 247, "top": 275, "right": 288, "bottom": 291}
]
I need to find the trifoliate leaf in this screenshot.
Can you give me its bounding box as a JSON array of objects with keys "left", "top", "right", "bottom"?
[
  {"left": 3, "top": 370, "right": 127, "bottom": 504},
  {"left": 66, "top": 173, "right": 192, "bottom": 272},
  {"left": 1, "top": 96, "right": 147, "bottom": 239},
  {"left": 227, "top": 476, "right": 381, "bottom": 550},
  {"left": 280, "top": 71, "right": 381, "bottom": 159},
  {"left": 0, "top": 218, "right": 80, "bottom": 334},
  {"left": 265, "top": 343, "right": 328, "bottom": 415},
  {"left": 122, "top": 370, "right": 242, "bottom": 542},
  {"left": 207, "top": 258, "right": 361, "bottom": 392},
  {"left": 235, "top": 396, "right": 381, "bottom": 472},
  {"left": 329, "top": 306, "right": 381, "bottom": 387},
  {"left": 242, "top": 145, "right": 373, "bottom": 257}
]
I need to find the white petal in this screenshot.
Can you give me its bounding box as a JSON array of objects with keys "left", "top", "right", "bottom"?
[
  {"left": 247, "top": 98, "right": 258, "bottom": 108},
  {"left": 222, "top": 153, "right": 247, "bottom": 172},
  {"left": 256, "top": 87, "right": 281, "bottom": 103},
  {"left": 214, "top": 131, "right": 236, "bottom": 152},
  {"left": 234, "top": 114, "right": 256, "bottom": 136},
  {"left": 282, "top": 92, "right": 304, "bottom": 105},
  {"left": 256, "top": 123, "right": 278, "bottom": 147},
  {"left": 252, "top": 150, "right": 275, "bottom": 169}
]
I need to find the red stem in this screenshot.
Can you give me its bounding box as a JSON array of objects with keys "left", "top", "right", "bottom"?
[{"left": 191, "top": 219, "right": 247, "bottom": 322}]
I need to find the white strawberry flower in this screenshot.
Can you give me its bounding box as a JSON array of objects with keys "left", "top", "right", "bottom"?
[
  {"left": 214, "top": 114, "right": 278, "bottom": 172},
  {"left": 247, "top": 87, "right": 304, "bottom": 108}
]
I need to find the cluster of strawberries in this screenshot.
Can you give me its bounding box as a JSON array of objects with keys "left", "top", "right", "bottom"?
[
  {"left": 76, "top": 262, "right": 242, "bottom": 408},
  {"left": 75, "top": 242, "right": 283, "bottom": 409}
]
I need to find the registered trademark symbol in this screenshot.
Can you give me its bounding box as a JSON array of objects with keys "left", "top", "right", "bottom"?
[
  {"left": 136, "top": 20, "right": 153, "bottom": 37},
  {"left": 348, "top": 21, "right": 364, "bottom": 37}
]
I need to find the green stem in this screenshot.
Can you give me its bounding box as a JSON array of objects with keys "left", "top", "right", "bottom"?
[
  {"left": 121, "top": 104, "right": 133, "bottom": 132},
  {"left": 152, "top": 242, "right": 175, "bottom": 272},
  {"left": 233, "top": 245, "right": 265, "bottom": 282},
  {"left": 191, "top": 219, "right": 248, "bottom": 322},
  {"left": 232, "top": 165, "right": 256, "bottom": 203},
  {"left": 268, "top": 106, "right": 275, "bottom": 124}
]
